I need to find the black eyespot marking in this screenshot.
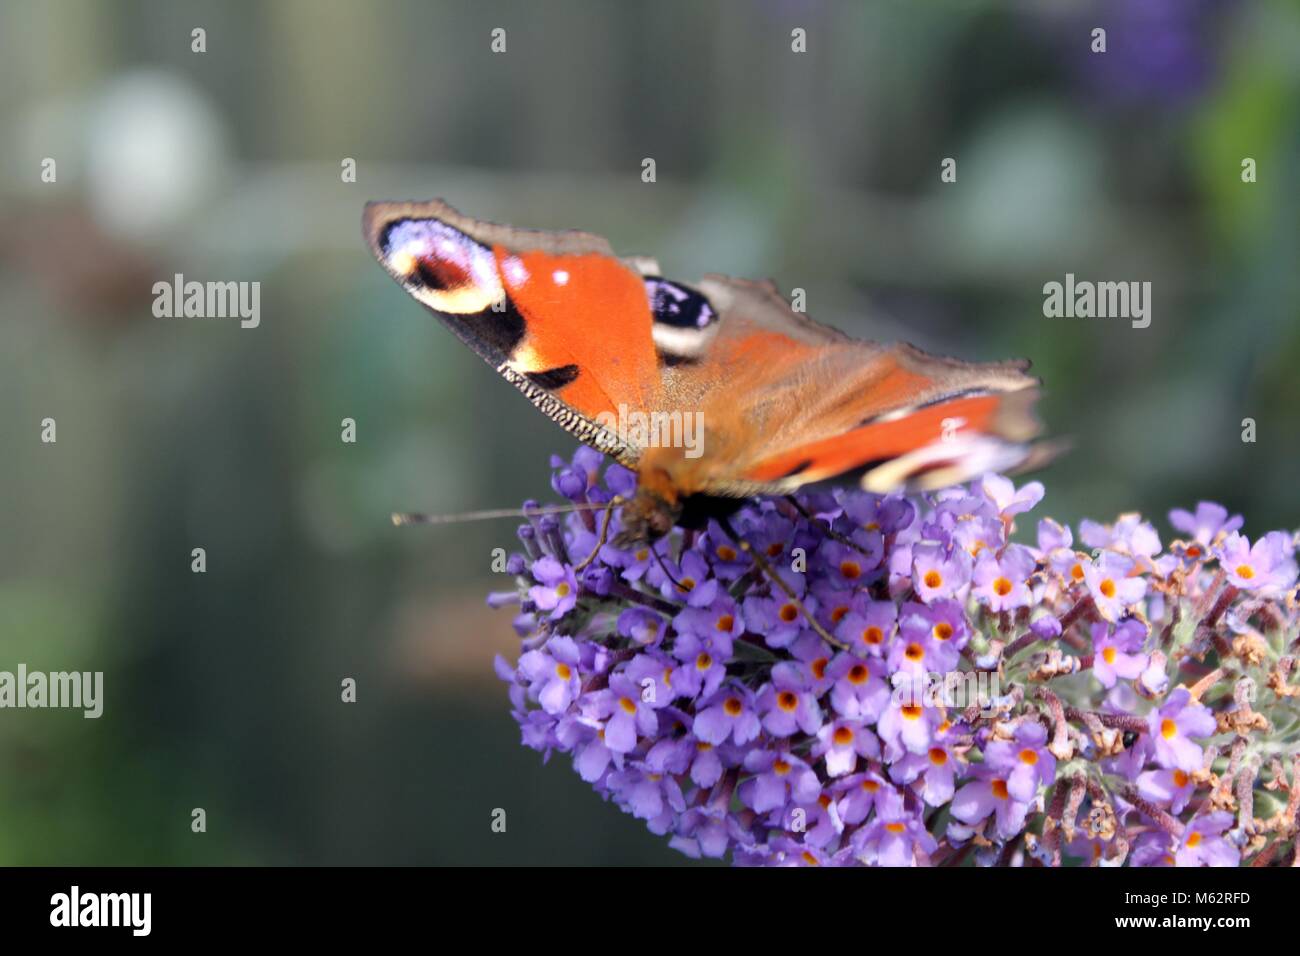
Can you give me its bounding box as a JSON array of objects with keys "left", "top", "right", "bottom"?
[
  {"left": 525, "top": 364, "right": 580, "bottom": 390},
  {"left": 415, "top": 256, "right": 470, "bottom": 291},
  {"left": 645, "top": 278, "right": 716, "bottom": 329},
  {"left": 659, "top": 352, "right": 700, "bottom": 368}
]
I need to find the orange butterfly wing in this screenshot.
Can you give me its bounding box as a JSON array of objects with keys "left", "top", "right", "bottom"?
[
  {"left": 363, "top": 201, "right": 1050, "bottom": 498},
  {"left": 637, "top": 275, "right": 1047, "bottom": 500},
  {"left": 362, "top": 199, "right": 663, "bottom": 462}
]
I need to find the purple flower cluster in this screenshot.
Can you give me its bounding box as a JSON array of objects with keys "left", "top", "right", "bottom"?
[{"left": 491, "top": 448, "right": 1300, "bottom": 866}]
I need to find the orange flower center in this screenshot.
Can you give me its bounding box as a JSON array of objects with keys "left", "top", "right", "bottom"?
[
  {"left": 1160, "top": 718, "right": 1177, "bottom": 739},
  {"left": 847, "top": 664, "right": 869, "bottom": 685},
  {"left": 1070, "top": 563, "right": 1085, "bottom": 581},
  {"left": 811, "top": 657, "right": 828, "bottom": 680},
  {"left": 1236, "top": 564, "right": 1255, "bottom": 580},
  {"left": 777, "top": 691, "right": 799, "bottom": 712},
  {"left": 696, "top": 653, "right": 713, "bottom": 671},
  {"left": 933, "top": 622, "right": 953, "bottom": 641},
  {"left": 923, "top": 570, "right": 942, "bottom": 589},
  {"left": 1019, "top": 748, "right": 1038, "bottom": 765},
  {"left": 779, "top": 603, "right": 799, "bottom": 623},
  {"left": 904, "top": 642, "right": 925, "bottom": 662},
  {"left": 724, "top": 697, "right": 743, "bottom": 717},
  {"left": 555, "top": 663, "right": 572, "bottom": 680},
  {"left": 885, "top": 822, "right": 906, "bottom": 834},
  {"left": 863, "top": 626, "right": 884, "bottom": 645},
  {"left": 901, "top": 705, "right": 923, "bottom": 721},
  {"left": 991, "top": 779, "right": 1009, "bottom": 800},
  {"left": 716, "top": 545, "right": 737, "bottom": 561},
  {"left": 1173, "top": 769, "right": 1190, "bottom": 788},
  {"left": 1099, "top": 578, "right": 1117, "bottom": 598},
  {"left": 830, "top": 605, "right": 850, "bottom": 623},
  {"left": 619, "top": 697, "right": 636, "bottom": 714},
  {"left": 1102, "top": 647, "right": 1117, "bottom": 665},
  {"left": 772, "top": 757, "right": 790, "bottom": 775},
  {"left": 929, "top": 747, "right": 948, "bottom": 766},
  {"left": 1185, "top": 832, "right": 1202, "bottom": 848},
  {"left": 832, "top": 726, "right": 853, "bottom": 745},
  {"left": 840, "top": 560, "right": 862, "bottom": 580},
  {"left": 555, "top": 582, "right": 571, "bottom": 598},
  {"left": 716, "top": 614, "right": 734, "bottom": 632},
  {"left": 993, "top": 577, "right": 1012, "bottom": 597}
]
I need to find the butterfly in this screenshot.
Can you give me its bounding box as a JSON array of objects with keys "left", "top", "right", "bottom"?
[{"left": 363, "top": 199, "right": 1051, "bottom": 547}]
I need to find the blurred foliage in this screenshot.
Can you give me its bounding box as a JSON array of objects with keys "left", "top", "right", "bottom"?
[{"left": 0, "top": 0, "right": 1296, "bottom": 863}]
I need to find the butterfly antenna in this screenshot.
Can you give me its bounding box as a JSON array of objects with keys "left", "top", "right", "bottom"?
[
  {"left": 718, "top": 515, "right": 848, "bottom": 651},
  {"left": 391, "top": 501, "right": 611, "bottom": 527}
]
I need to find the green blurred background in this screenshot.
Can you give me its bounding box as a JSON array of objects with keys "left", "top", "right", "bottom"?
[{"left": 0, "top": 0, "right": 1296, "bottom": 864}]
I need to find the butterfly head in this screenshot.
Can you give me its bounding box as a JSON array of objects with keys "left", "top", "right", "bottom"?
[{"left": 612, "top": 488, "right": 682, "bottom": 548}]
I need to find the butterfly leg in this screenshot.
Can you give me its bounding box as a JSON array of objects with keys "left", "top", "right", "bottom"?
[
  {"left": 573, "top": 495, "right": 625, "bottom": 573},
  {"left": 784, "top": 496, "right": 881, "bottom": 562},
  {"left": 717, "top": 516, "right": 848, "bottom": 651}
]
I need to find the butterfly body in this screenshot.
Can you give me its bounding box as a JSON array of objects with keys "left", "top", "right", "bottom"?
[{"left": 364, "top": 200, "right": 1050, "bottom": 543}]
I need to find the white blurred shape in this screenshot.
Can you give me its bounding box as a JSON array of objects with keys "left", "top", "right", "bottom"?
[{"left": 85, "top": 69, "right": 229, "bottom": 242}]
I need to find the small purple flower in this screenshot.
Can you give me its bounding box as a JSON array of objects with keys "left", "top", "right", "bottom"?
[
  {"left": 979, "top": 474, "right": 1045, "bottom": 518},
  {"left": 972, "top": 544, "right": 1037, "bottom": 612},
  {"left": 814, "top": 719, "right": 879, "bottom": 777},
  {"left": 756, "top": 662, "right": 824, "bottom": 736},
  {"left": 1169, "top": 501, "right": 1243, "bottom": 548},
  {"left": 616, "top": 607, "right": 666, "bottom": 647},
  {"left": 672, "top": 595, "right": 743, "bottom": 649},
  {"left": 834, "top": 599, "right": 897, "bottom": 656},
  {"left": 1137, "top": 766, "right": 1196, "bottom": 814},
  {"left": 1148, "top": 687, "right": 1217, "bottom": 773},
  {"left": 911, "top": 542, "right": 971, "bottom": 603},
  {"left": 876, "top": 687, "right": 941, "bottom": 759},
  {"left": 832, "top": 771, "right": 897, "bottom": 824},
  {"left": 1090, "top": 618, "right": 1149, "bottom": 688},
  {"left": 853, "top": 803, "right": 938, "bottom": 866},
  {"left": 950, "top": 768, "right": 1032, "bottom": 840},
  {"left": 888, "top": 738, "right": 959, "bottom": 806},
  {"left": 528, "top": 556, "right": 579, "bottom": 617},
  {"left": 983, "top": 721, "right": 1056, "bottom": 802},
  {"left": 1084, "top": 551, "right": 1146, "bottom": 621},
  {"left": 820, "top": 539, "right": 881, "bottom": 589},
  {"left": 1215, "top": 530, "right": 1298, "bottom": 593},
  {"left": 742, "top": 570, "right": 809, "bottom": 649},
  {"left": 740, "top": 749, "right": 821, "bottom": 813},
  {"left": 827, "top": 654, "right": 890, "bottom": 723},
  {"left": 693, "top": 685, "right": 762, "bottom": 746},
  {"left": 516, "top": 635, "right": 582, "bottom": 714},
  {"left": 897, "top": 599, "right": 968, "bottom": 673},
  {"left": 595, "top": 672, "right": 660, "bottom": 753},
  {"left": 1175, "top": 811, "right": 1240, "bottom": 867}
]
